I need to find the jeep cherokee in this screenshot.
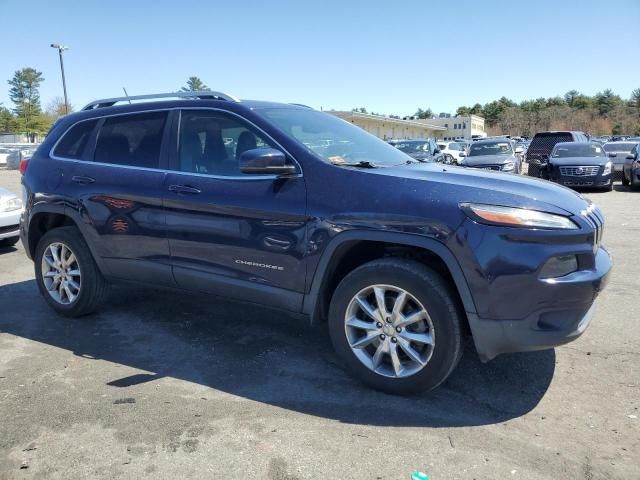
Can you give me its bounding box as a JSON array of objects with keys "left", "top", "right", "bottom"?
[{"left": 20, "top": 91, "right": 612, "bottom": 394}]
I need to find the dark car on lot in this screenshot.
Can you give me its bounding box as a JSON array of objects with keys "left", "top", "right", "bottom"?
[
  {"left": 546, "top": 142, "right": 613, "bottom": 191},
  {"left": 459, "top": 139, "right": 522, "bottom": 173},
  {"left": 622, "top": 143, "right": 640, "bottom": 189},
  {"left": 526, "top": 131, "right": 589, "bottom": 178},
  {"left": 388, "top": 138, "right": 445, "bottom": 163},
  {"left": 603, "top": 142, "right": 639, "bottom": 182},
  {"left": 20, "top": 91, "right": 611, "bottom": 395}
]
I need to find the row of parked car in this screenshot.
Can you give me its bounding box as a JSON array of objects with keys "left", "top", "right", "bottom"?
[
  {"left": 525, "top": 132, "right": 640, "bottom": 191},
  {"left": 0, "top": 144, "right": 39, "bottom": 170},
  {"left": 388, "top": 133, "right": 640, "bottom": 192}
]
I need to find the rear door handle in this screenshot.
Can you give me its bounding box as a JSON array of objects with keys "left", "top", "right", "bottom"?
[
  {"left": 168, "top": 184, "right": 201, "bottom": 194},
  {"left": 72, "top": 175, "right": 95, "bottom": 185}
]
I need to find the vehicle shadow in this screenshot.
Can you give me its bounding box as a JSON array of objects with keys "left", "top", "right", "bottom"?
[
  {"left": 0, "top": 279, "right": 555, "bottom": 428},
  {"left": 0, "top": 245, "right": 18, "bottom": 255}
]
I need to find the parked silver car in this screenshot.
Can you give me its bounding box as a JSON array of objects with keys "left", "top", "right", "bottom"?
[
  {"left": 0, "top": 187, "right": 22, "bottom": 248},
  {"left": 603, "top": 142, "right": 638, "bottom": 182},
  {"left": 459, "top": 139, "right": 522, "bottom": 173},
  {"left": 6, "top": 147, "right": 37, "bottom": 170}
]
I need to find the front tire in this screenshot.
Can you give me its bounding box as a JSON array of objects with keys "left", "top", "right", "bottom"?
[
  {"left": 328, "top": 258, "right": 463, "bottom": 395},
  {"left": 34, "top": 226, "right": 109, "bottom": 317}
]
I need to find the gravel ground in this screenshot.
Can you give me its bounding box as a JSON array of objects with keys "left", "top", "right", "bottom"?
[{"left": 0, "top": 168, "right": 638, "bottom": 479}]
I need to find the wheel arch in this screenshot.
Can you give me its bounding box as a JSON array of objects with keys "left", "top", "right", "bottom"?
[
  {"left": 27, "top": 206, "right": 109, "bottom": 276},
  {"left": 303, "top": 231, "right": 477, "bottom": 326}
]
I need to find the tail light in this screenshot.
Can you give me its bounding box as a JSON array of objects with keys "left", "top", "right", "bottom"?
[{"left": 19, "top": 157, "right": 29, "bottom": 175}]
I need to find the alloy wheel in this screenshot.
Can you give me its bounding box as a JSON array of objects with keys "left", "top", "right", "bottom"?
[
  {"left": 344, "top": 284, "right": 435, "bottom": 378},
  {"left": 41, "top": 242, "right": 82, "bottom": 305}
]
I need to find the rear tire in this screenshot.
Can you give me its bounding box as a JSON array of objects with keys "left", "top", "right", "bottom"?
[
  {"left": 622, "top": 172, "right": 630, "bottom": 186},
  {"left": 34, "top": 226, "right": 109, "bottom": 317},
  {"left": 328, "top": 258, "right": 463, "bottom": 395}
]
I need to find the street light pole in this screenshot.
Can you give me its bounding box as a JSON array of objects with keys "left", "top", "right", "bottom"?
[{"left": 50, "top": 44, "right": 69, "bottom": 114}]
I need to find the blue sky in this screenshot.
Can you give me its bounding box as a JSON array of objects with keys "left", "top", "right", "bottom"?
[{"left": 1, "top": 0, "right": 639, "bottom": 116}]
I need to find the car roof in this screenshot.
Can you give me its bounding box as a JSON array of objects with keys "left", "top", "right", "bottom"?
[
  {"left": 472, "top": 139, "right": 512, "bottom": 145},
  {"left": 51, "top": 99, "right": 313, "bottom": 132},
  {"left": 554, "top": 142, "right": 597, "bottom": 147}
]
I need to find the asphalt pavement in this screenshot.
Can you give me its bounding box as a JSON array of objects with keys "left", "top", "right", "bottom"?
[{"left": 0, "top": 168, "right": 638, "bottom": 479}]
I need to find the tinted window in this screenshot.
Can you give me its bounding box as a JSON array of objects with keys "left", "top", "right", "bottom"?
[
  {"left": 177, "top": 110, "right": 275, "bottom": 176},
  {"left": 552, "top": 143, "right": 605, "bottom": 158},
  {"left": 603, "top": 142, "right": 636, "bottom": 153},
  {"left": 469, "top": 141, "right": 513, "bottom": 156},
  {"left": 394, "top": 141, "right": 429, "bottom": 153},
  {"left": 53, "top": 119, "right": 98, "bottom": 159},
  {"left": 94, "top": 112, "right": 167, "bottom": 168}
]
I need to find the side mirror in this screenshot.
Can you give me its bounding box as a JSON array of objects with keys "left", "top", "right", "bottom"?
[
  {"left": 515, "top": 147, "right": 524, "bottom": 154},
  {"left": 608, "top": 152, "right": 617, "bottom": 158},
  {"left": 239, "top": 148, "right": 296, "bottom": 176}
]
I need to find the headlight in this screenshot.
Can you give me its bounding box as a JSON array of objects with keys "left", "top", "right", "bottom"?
[
  {"left": 460, "top": 203, "right": 578, "bottom": 230},
  {"left": 602, "top": 161, "right": 612, "bottom": 176},
  {"left": 0, "top": 197, "right": 22, "bottom": 212},
  {"left": 502, "top": 161, "right": 515, "bottom": 171}
]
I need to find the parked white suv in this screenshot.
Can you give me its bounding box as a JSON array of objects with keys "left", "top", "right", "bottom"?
[{"left": 437, "top": 141, "right": 467, "bottom": 164}]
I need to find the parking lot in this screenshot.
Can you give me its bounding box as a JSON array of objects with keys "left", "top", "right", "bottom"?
[{"left": 0, "top": 167, "right": 638, "bottom": 479}]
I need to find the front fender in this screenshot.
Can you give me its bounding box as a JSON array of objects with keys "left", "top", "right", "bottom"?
[{"left": 302, "top": 230, "right": 478, "bottom": 322}]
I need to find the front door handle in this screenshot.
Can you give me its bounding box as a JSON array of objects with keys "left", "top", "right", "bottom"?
[
  {"left": 168, "top": 184, "right": 201, "bottom": 194},
  {"left": 72, "top": 175, "right": 95, "bottom": 185}
]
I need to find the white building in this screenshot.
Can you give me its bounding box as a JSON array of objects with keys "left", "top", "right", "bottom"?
[
  {"left": 329, "top": 111, "right": 446, "bottom": 140},
  {"left": 416, "top": 115, "right": 486, "bottom": 141}
]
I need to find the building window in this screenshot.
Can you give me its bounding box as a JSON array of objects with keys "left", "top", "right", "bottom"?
[
  {"left": 444, "top": 123, "right": 448, "bottom": 128},
  {"left": 463, "top": 123, "right": 466, "bottom": 129}
]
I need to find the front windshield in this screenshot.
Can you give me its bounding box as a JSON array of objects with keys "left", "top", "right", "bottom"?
[
  {"left": 468, "top": 141, "right": 513, "bottom": 157},
  {"left": 552, "top": 143, "right": 604, "bottom": 158},
  {"left": 257, "top": 108, "right": 413, "bottom": 167},
  {"left": 394, "top": 141, "right": 428, "bottom": 154},
  {"left": 603, "top": 142, "right": 636, "bottom": 153}
]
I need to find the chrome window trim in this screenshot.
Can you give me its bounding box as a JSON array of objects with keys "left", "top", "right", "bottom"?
[{"left": 48, "top": 107, "right": 303, "bottom": 180}]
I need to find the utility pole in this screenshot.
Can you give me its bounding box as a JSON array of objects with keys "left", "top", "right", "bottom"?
[{"left": 50, "top": 44, "right": 69, "bottom": 114}]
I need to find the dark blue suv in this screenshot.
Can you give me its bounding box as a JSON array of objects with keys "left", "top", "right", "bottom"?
[{"left": 20, "top": 92, "right": 612, "bottom": 394}]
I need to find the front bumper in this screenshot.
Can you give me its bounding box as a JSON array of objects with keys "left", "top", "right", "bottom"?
[
  {"left": 550, "top": 173, "right": 612, "bottom": 188},
  {"left": 468, "top": 246, "right": 612, "bottom": 361},
  {"left": 0, "top": 209, "right": 21, "bottom": 240}
]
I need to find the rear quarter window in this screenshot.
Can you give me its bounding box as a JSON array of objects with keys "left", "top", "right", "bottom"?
[{"left": 52, "top": 119, "right": 99, "bottom": 160}]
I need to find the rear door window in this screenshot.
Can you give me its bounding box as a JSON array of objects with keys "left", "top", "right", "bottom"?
[
  {"left": 94, "top": 112, "right": 168, "bottom": 169},
  {"left": 53, "top": 119, "right": 99, "bottom": 160}
]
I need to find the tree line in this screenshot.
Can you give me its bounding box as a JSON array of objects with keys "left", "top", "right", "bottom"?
[
  {"left": 456, "top": 89, "right": 640, "bottom": 136},
  {"left": 354, "top": 89, "right": 640, "bottom": 136},
  {"left": 0, "top": 70, "right": 211, "bottom": 141}
]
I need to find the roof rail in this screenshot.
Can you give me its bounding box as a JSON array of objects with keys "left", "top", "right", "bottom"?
[{"left": 82, "top": 91, "right": 239, "bottom": 111}]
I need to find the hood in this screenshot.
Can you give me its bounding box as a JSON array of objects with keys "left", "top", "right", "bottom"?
[
  {"left": 548, "top": 156, "right": 610, "bottom": 166},
  {"left": 369, "top": 163, "right": 590, "bottom": 216},
  {"left": 462, "top": 154, "right": 515, "bottom": 166}
]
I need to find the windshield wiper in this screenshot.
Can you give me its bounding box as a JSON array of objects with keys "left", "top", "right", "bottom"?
[{"left": 329, "top": 160, "right": 378, "bottom": 168}]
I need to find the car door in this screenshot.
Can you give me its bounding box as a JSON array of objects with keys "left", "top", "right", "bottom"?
[
  {"left": 163, "top": 108, "right": 308, "bottom": 312},
  {"left": 63, "top": 110, "right": 174, "bottom": 285}
]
